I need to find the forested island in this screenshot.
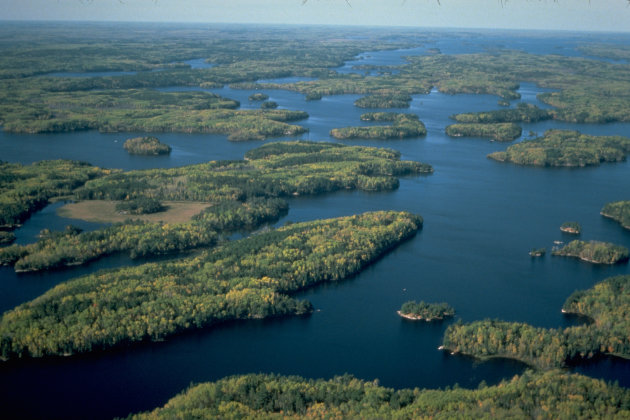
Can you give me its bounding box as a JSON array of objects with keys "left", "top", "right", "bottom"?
[
  {"left": 488, "top": 130, "right": 630, "bottom": 167},
  {"left": 248, "top": 93, "right": 269, "bottom": 101},
  {"left": 398, "top": 301, "right": 455, "bottom": 321},
  {"left": 445, "top": 122, "right": 522, "bottom": 142},
  {"left": 442, "top": 275, "right": 630, "bottom": 369},
  {"left": 123, "top": 136, "right": 171, "bottom": 156},
  {"left": 560, "top": 221, "right": 581, "bottom": 234},
  {"left": 127, "top": 370, "right": 630, "bottom": 419},
  {"left": 354, "top": 93, "right": 413, "bottom": 109},
  {"left": 552, "top": 240, "right": 629, "bottom": 264},
  {"left": 0, "top": 141, "right": 432, "bottom": 272},
  {"left": 451, "top": 103, "right": 552, "bottom": 124},
  {"left": 601, "top": 200, "right": 630, "bottom": 230},
  {"left": 529, "top": 248, "right": 546, "bottom": 257},
  {"left": 330, "top": 113, "right": 426, "bottom": 140},
  {"left": 0, "top": 211, "right": 422, "bottom": 359}
]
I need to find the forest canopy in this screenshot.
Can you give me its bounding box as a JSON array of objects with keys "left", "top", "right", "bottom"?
[{"left": 0, "top": 211, "right": 422, "bottom": 359}]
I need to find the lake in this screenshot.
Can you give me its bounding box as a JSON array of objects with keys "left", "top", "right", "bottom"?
[{"left": 0, "top": 27, "right": 629, "bottom": 420}]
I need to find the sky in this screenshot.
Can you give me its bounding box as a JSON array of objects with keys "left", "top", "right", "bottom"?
[{"left": 1, "top": 0, "right": 629, "bottom": 32}]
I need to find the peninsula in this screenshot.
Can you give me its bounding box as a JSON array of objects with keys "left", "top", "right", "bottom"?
[{"left": 601, "top": 200, "right": 630, "bottom": 230}]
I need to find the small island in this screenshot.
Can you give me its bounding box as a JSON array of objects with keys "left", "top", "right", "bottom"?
[
  {"left": 445, "top": 122, "right": 522, "bottom": 142},
  {"left": 0, "top": 231, "right": 16, "bottom": 246},
  {"left": 552, "top": 240, "right": 629, "bottom": 264},
  {"left": 248, "top": 93, "right": 269, "bottom": 101},
  {"left": 560, "top": 221, "right": 581, "bottom": 234},
  {"left": 529, "top": 248, "right": 546, "bottom": 257},
  {"left": 261, "top": 100, "right": 278, "bottom": 109},
  {"left": 354, "top": 93, "right": 412, "bottom": 109},
  {"left": 115, "top": 197, "right": 165, "bottom": 215},
  {"left": 330, "top": 113, "right": 426, "bottom": 140},
  {"left": 398, "top": 300, "right": 455, "bottom": 321},
  {"left": 123, "top": 136, "right": 171, "bottom": 156},
  {"left": 601, "top": 200, "right": 630, "bottom": 230},
  {"left": 451, "top": 103, "right": 552, "bottom": 124}
]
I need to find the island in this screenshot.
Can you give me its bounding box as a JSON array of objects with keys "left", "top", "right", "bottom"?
[
  {"left": 398, "top": 300, "right": 455, "bottom": 321},
  {"left": 0, "top": 141, "right": 433, "bottom": 272},
  {"left": 0, "top": 211, "right": 422, "bottom": 360},
  {"left": 560, "top": 221, "right": 581, "bottom": 234},
  {"left": 442, "top": 274, "right": 630, "bottom": 370},
  {"left": 601, "top": 200, "right": 630, "bottom": 230},
  {"left": 128, "top": 370, "right": 630, "bottom": 419},
  {"left": 552, "top": 240, "right": 629, "bottom": 264},
  {"left": 529, "top": 247, "right": 546, "bottom": 257},
  {"left": 451, "top": 103, "right": 552, "bottom": 124},
  {"left": 248, "top": 92, "right": 269, "bottom": 101},
  {"left": 261, "top": 100, "right": 278, "bottom": 109},
  {"left": 330, "top": 113, "right": 426, "bottom": 140},
  {"left": 445, "top": 122, "right": 522, "bottom": 142},
  {"left": 488, "top": 130, "right": 630, "bottom": 167},
  {"left": 123, "top": 136, "right": 171, "bottom": 156},
  {"left": 354, "top": 93, "right": 412, "bottom": 109}
]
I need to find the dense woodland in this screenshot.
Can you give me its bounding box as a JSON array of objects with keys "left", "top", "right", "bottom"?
[
  {"left": 0, "top": 160, "right": 110, "bottom": 229},
  {"left": 488, "top": 130, "right": 630, "bottom": 167},
  {"left": 123, "top": 136, "right": 171, "bottom": 156},
  {"left": 442, "top": 275, "right": 630, "bottom": 370},
  {"left": 552, "top": 240, "right": 629, "bottom": 264},
  {"left": 128, "top": 370, "right": 630, "bottom": 419},
  {"left": 451, "top": 103, "right": 552, "bottom": 124},
  {"left": 330, "top": 113, "right": 426, "bottom": 140},
  {"left": 560, "top": 221, "right": 581, "bottom": 234},
  {"left": 601, "top": 200, "right": 630, "bottom": 230},
  {"left": 398, "top": 300, "right": 454, "bottom": 321},
  {"left": 0, "top": 211, "right": 422, "bottom": 359},
  {"left": 0, "top": 141, "right": 431, "bottom": 271},
  {"left": 445, "top": 122, "right": 522, "bottom": 142}
]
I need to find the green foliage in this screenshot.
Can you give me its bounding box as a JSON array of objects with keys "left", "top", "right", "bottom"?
[
  {"left": 261, "top": 101, "right": 278, "bottom": 109},
  {"left": 529, "top": 248, "right": 546, "bottom": 257},
  {"left": 0, "top": 211, "right": 422, "bottom": 359},
  {"left": 127, "top": 370, "right": 630, "bottom": 419},
  {"left": 115, "top": 197, "right": 165, "bottom": 215},
  {"left": 0, "top": 231, "right": 16, "bottom": 246},
  {"left": 248, "top": 93, "right": 269, "bottom": 101},
  {"left": 443, "top": 275, "right": 630, "bottom": 369},
  {"left": 123, "top": 136, "right": 171, "bottom": 156},
  {"left": 399, "top": 300, "right": 455, "bottom": 321},
  {"left": 0, "top": 160, "right": 110, "bottom": 228},
  {"left": 601, "top": 200, "right": 630, "bottom": 230},
  {"left": 330, "top": 113, "right": 426, "bottom": 140},
  {"left": 560, "top": 221, "right": 581, "bottom": 234},
  {"left": 354, "top": 93, "right": 412, "bottom": 109},
  {"left": 552, "top": 240, "right": 629, "bottom": 264},
  {"left": 451, "top": 103, "right": 552, "bottom": 124},
  {"left": 445, "top": 122, "right": 522, "bottom": 142},
  {"left": 488, "top": 130, "right": 630, "bottom": 167}
]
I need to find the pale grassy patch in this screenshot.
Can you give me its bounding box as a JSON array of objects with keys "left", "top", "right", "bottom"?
[{"left": 57, "top": 200, "right": 212, "bottom": 224}]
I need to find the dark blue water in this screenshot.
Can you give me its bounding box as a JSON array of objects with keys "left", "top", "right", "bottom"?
[{"left": 1, "top": 28, "right": 630, "bottom": 420}]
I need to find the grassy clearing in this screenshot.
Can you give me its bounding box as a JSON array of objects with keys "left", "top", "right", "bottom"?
[{"left": 57, "top": 200, "right": 212, "bottom": 224}]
